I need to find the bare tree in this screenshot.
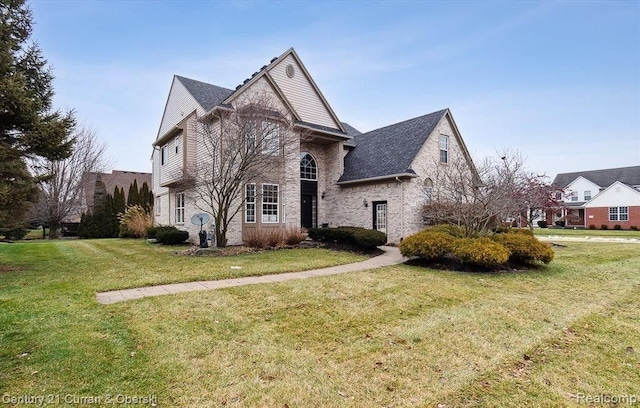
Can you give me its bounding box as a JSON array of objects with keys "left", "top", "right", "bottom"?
[
  {"left": 519, "top": 174, "right": 562, "bottom": 230},
  {"left": 421, "top": 150, "right": 533, "bottom": 236},
  {"left": 31, "top": 126, "right": 109, "bottom": 238},
  {"left": 182, "top": 92, "right": 295, "bottom": 247}
]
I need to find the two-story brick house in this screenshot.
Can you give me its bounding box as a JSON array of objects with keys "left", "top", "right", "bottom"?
[
  {"left": 548, "top": 166, "right": 640, "bottom": 229},
  {"left": 152, "top": 48, "right": 476, "bottom": 245}
]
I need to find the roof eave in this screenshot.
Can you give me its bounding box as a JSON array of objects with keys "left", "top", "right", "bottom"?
[
  {"left": 153, "top": 125, "right": 183, "bottom": 147},
  {"left": 337, "top": 172, "right": 417, "bottom": 186},
  {"left": 294, "top": 123, "right": 351, "bottom": 140}
]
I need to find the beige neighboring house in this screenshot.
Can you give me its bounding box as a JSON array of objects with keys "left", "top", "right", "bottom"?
[
  {"left": 77, "top": 170, "right": 152, "bottom": 218},
  {"left": 152, "top": 48, "right": 476, "bottom": 244}
]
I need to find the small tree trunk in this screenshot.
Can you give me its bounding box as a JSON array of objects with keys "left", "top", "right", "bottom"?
[{"left": 216, "top": 229, "right": 227, "bottom": 248}]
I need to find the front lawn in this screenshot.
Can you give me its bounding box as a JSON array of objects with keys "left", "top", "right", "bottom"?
[
  {"left": 534, "top": 227, "right": 640, "bottom": 238},
  {"left": 1, "top": 239, "right": 638, "bottom": 406}
]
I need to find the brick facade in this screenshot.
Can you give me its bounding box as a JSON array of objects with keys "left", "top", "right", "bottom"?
[{"left": 585, "top": 206, "right": 640, "bottom": 229}]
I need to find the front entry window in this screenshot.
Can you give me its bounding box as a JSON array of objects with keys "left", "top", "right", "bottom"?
[
  {"left": 300, "top": 153, "right": 317, "bottom": 180},
  {"left": 373, "top": 201, "right": 387, "bottom": 234}
]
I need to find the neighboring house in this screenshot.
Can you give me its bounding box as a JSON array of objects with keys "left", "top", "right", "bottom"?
[
  {"left": 152, "top": 48, "right": 476, "bottom": 244},
  {"left": 79, "top": 170, "right": 152, "bottom": 217},
  {"left": 548, "top": 166, "right": 640, "bottom": 228}
]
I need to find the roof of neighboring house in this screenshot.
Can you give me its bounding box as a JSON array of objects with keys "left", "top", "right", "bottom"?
[
  {"left": 553, "top": 166, "right": 640, "bottom": 188},
  {"left": 338, "top": 109, "right": 448, "bottom": 183},
  {"left": 175, "top": 76, "right": 234, "bottom": 111},
  {"left": 84, "top": 170, "right": 152, "bottom": 205}
]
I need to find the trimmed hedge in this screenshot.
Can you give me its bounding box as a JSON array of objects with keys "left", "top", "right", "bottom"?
[
  {"left": 453, "top": 238, "right": 510, "bottom": 268},
  {"left": 0, "top": 228, "right": 28, "bottom": 240},
  {"left": 491, "top": 233, "right": 554, "bottom": 264},
  {"left": 537, "top": 220, "right": 548, "bottom": 228},
  {"left": 427, "top": 224, "right": 467, "bottom": 238},
  {"left": 401, "top": 224, "right": 554, "bottom": 269},
  {"left": 400, "top": 230, "right": 456, "bottom": 260},
  {"left": 156, "top": 229, "right": 189, "bottom": 245},
  {"left": 308, "top": 227, "right": 386, "bottom": 249},
  {"left": 147, "top": 225, "right": 179, "bottom": 240}
]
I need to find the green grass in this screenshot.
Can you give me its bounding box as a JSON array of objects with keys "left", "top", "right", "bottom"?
[
  {"left": 534, "top": 227, "right": 640, "bottom": 238},
  {"left": 23, "top": 228, "right": 50, "bottom": 240},
  {"left": 1, "top": 239, "right": 639, "bottom": 406}
]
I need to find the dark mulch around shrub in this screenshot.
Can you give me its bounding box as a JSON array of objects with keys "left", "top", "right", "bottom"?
[{"left": 403, "top": 256, "right": 546, "bottom": 273}]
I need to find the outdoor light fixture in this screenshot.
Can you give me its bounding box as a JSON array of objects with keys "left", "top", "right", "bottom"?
[
  {"left": 321, "top": 191, "right": 326, "bottom": 200},
  {"left": 363, "top": 198, "right": 368, "bottom": 208}
]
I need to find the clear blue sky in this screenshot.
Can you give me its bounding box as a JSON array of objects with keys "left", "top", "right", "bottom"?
[{"left": 31, "top": 0, "right": 639, "bottom": 178}]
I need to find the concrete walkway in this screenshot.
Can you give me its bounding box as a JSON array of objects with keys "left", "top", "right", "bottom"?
[{"left": 96, "top": 246, "right": 404, "bottom": 305}]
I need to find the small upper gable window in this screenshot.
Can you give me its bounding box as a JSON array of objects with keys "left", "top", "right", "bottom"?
[
  {"left": 286, "top": 64, "right": 295, "bottom": 78},
  {"left": 439, "top": 135, "right": 449, "bottom": 164},
  {"left": 174, "top": 136, "right": 181, "bottom": 155}
]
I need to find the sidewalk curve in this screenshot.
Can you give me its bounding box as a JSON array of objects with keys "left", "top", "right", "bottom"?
[{"left": 96, "top": 246, "right": 404, "bottom": 305}]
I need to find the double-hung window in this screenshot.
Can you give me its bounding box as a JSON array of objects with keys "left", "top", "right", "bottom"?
[
  {"left": 174, "top": 136, "right": 181, "bottom": 155},
  {"left": 609, "top": 206, "right": 628, "bottom": 221},
  {"left": 584, "top": 190, "right": 591, "bottom": 201},
  {"left": 175, "top": 192, "right": 185, "bottom": 223},
  {"left": 245, "top": 184, "right": 256, "bottom": 223},
  {"left": 262, "top": 122, "right": 280, "bottom": 155},
  {"left": 262, "top": 184, "right": 279, "bottom": 223},
  {"left": 439, "top": 135, "right": 449, "bottom": 164}
]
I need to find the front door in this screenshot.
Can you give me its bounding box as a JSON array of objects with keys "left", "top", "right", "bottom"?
[{"left": 372, "top": 201, "right": 387, "bottom": 234}]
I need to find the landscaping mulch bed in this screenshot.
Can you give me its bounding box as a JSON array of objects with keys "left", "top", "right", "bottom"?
[{"left": 177, "top": 240, "right": 384, "bottom": 258}]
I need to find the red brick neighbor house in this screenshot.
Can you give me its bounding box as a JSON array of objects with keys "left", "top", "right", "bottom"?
[{"left": 548, "top": 166, "right": 640, "bottom": 229}]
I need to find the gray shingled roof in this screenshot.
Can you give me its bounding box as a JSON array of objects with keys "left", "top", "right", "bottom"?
[
  {"left": 553, "top": 166, "right": 640, "bottom": 188},
  {"left": 175, "top": 76, "right": 234, "bottom": 111},
  {"left": 339, "top": 109, "right": 448, "bottom": 183},
  {"left": 341, "top": 122, "right": 362, "bottom": 137}
]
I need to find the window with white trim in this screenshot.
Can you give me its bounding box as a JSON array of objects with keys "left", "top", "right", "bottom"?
[
  {"left": 161, "top": 145, "right": 167, "bottom": 165},
  {"left": 300, "top": 153, "right": 317, "bottom": 180},
  {"left": 423, "top": 178, "right": 433, "bottom": 201},
  {"left": 584, "top": 190, "right": 591, "bottom": 201},
  {"left": 262, "top": 122, "right": 280, "bottom": 155},
  {"left": 262, "top": 184, "right": 279, "bottom": 223},
  {"left": 245, "top": 184, "right": 256, "bottom": 223},
  {"left": 155, "top": 197, "right": 161, "bottom": 216},
  {"left": 570, "top": 191, "right": 578, "bottom": 202},
  {"left": 174, "top": 136, "right": 181, "bottom": 155},
  {"left": 439, "top": 135, "right": 449, "bottom": 164},
  {"left": 609, "top": 206, "right": 628, "bottom": 221},
  {"left": 175, "top": 192, "right": 185, "bottom": 223},
  {"left": 245, "top": 121, "right": 256, "bottom": 153}
]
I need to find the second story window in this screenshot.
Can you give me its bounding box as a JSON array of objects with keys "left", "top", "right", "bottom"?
[
  {"left": 439, "top": 135, "right": 449, "bottom": 164},
  {"left": 584, "top": 190, "right": 591, "bottom": 201},
  {"left": 262, "top": 122, "right": 280, "bottom": 156},
  {"left": 175, "top": 136, "right": 181, "bottom": 155},
  {"left": 245, "top": 120, "right": 257, "bottom": 153},
  {"left": 161, "top": 145, "right": 167, "bottom": 165}
]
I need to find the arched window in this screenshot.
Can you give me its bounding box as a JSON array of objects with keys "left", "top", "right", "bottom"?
[
  {"left": 423, "top": 178, "right": 433, "bottom": 201},
  {"left": 300, "top": 153, "right": 317, "bottom": 180}
]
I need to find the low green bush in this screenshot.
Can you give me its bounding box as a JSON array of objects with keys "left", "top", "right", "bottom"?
[
  {"left": 588, "top": 224, "right": 596, "bottom": 230},
  {"left": 537, "top": 220, "right": 548, "bottom": 228},
  {"left": 156, "top": 229, "right": 189, "bottom": 245},
  {"left": 0, "top": 228, "right": 28, "bottom": 240},
  {"left": 400, "top": 230, "right": 456, "bottom": 260},
  {"left": 147, "top": 225, "right": 178, "bottom": 239},
  {"left": 308, "top": 227, "right": 386, "bottom": 249},
  {"left": 453, "top": 238, "right": 509, "bottom": 268},
  {"left": 494, "top": 227, "right": 534, "bottom": 237},
  {"left": 492, "top": 233, "right": 554, "bottom": 264},
  {"left": 600, "top": 224, "right": 608, "bottom": 230},
  {"left": 614, "top": 224, "right": 622, "bottom": 230},
  {"left": 631, "top": 226, "right": 639, "bottom": 231}
]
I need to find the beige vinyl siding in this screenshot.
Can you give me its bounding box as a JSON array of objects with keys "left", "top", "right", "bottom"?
[
  {"left": 159, "top": 133, "right": 184, "bottom": 186},
  {"left": 269, "top": 54, "right": 340, "bottom": 129},
  {"left": 157, "top": 78, "right": 204, "bottom": 139}
]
